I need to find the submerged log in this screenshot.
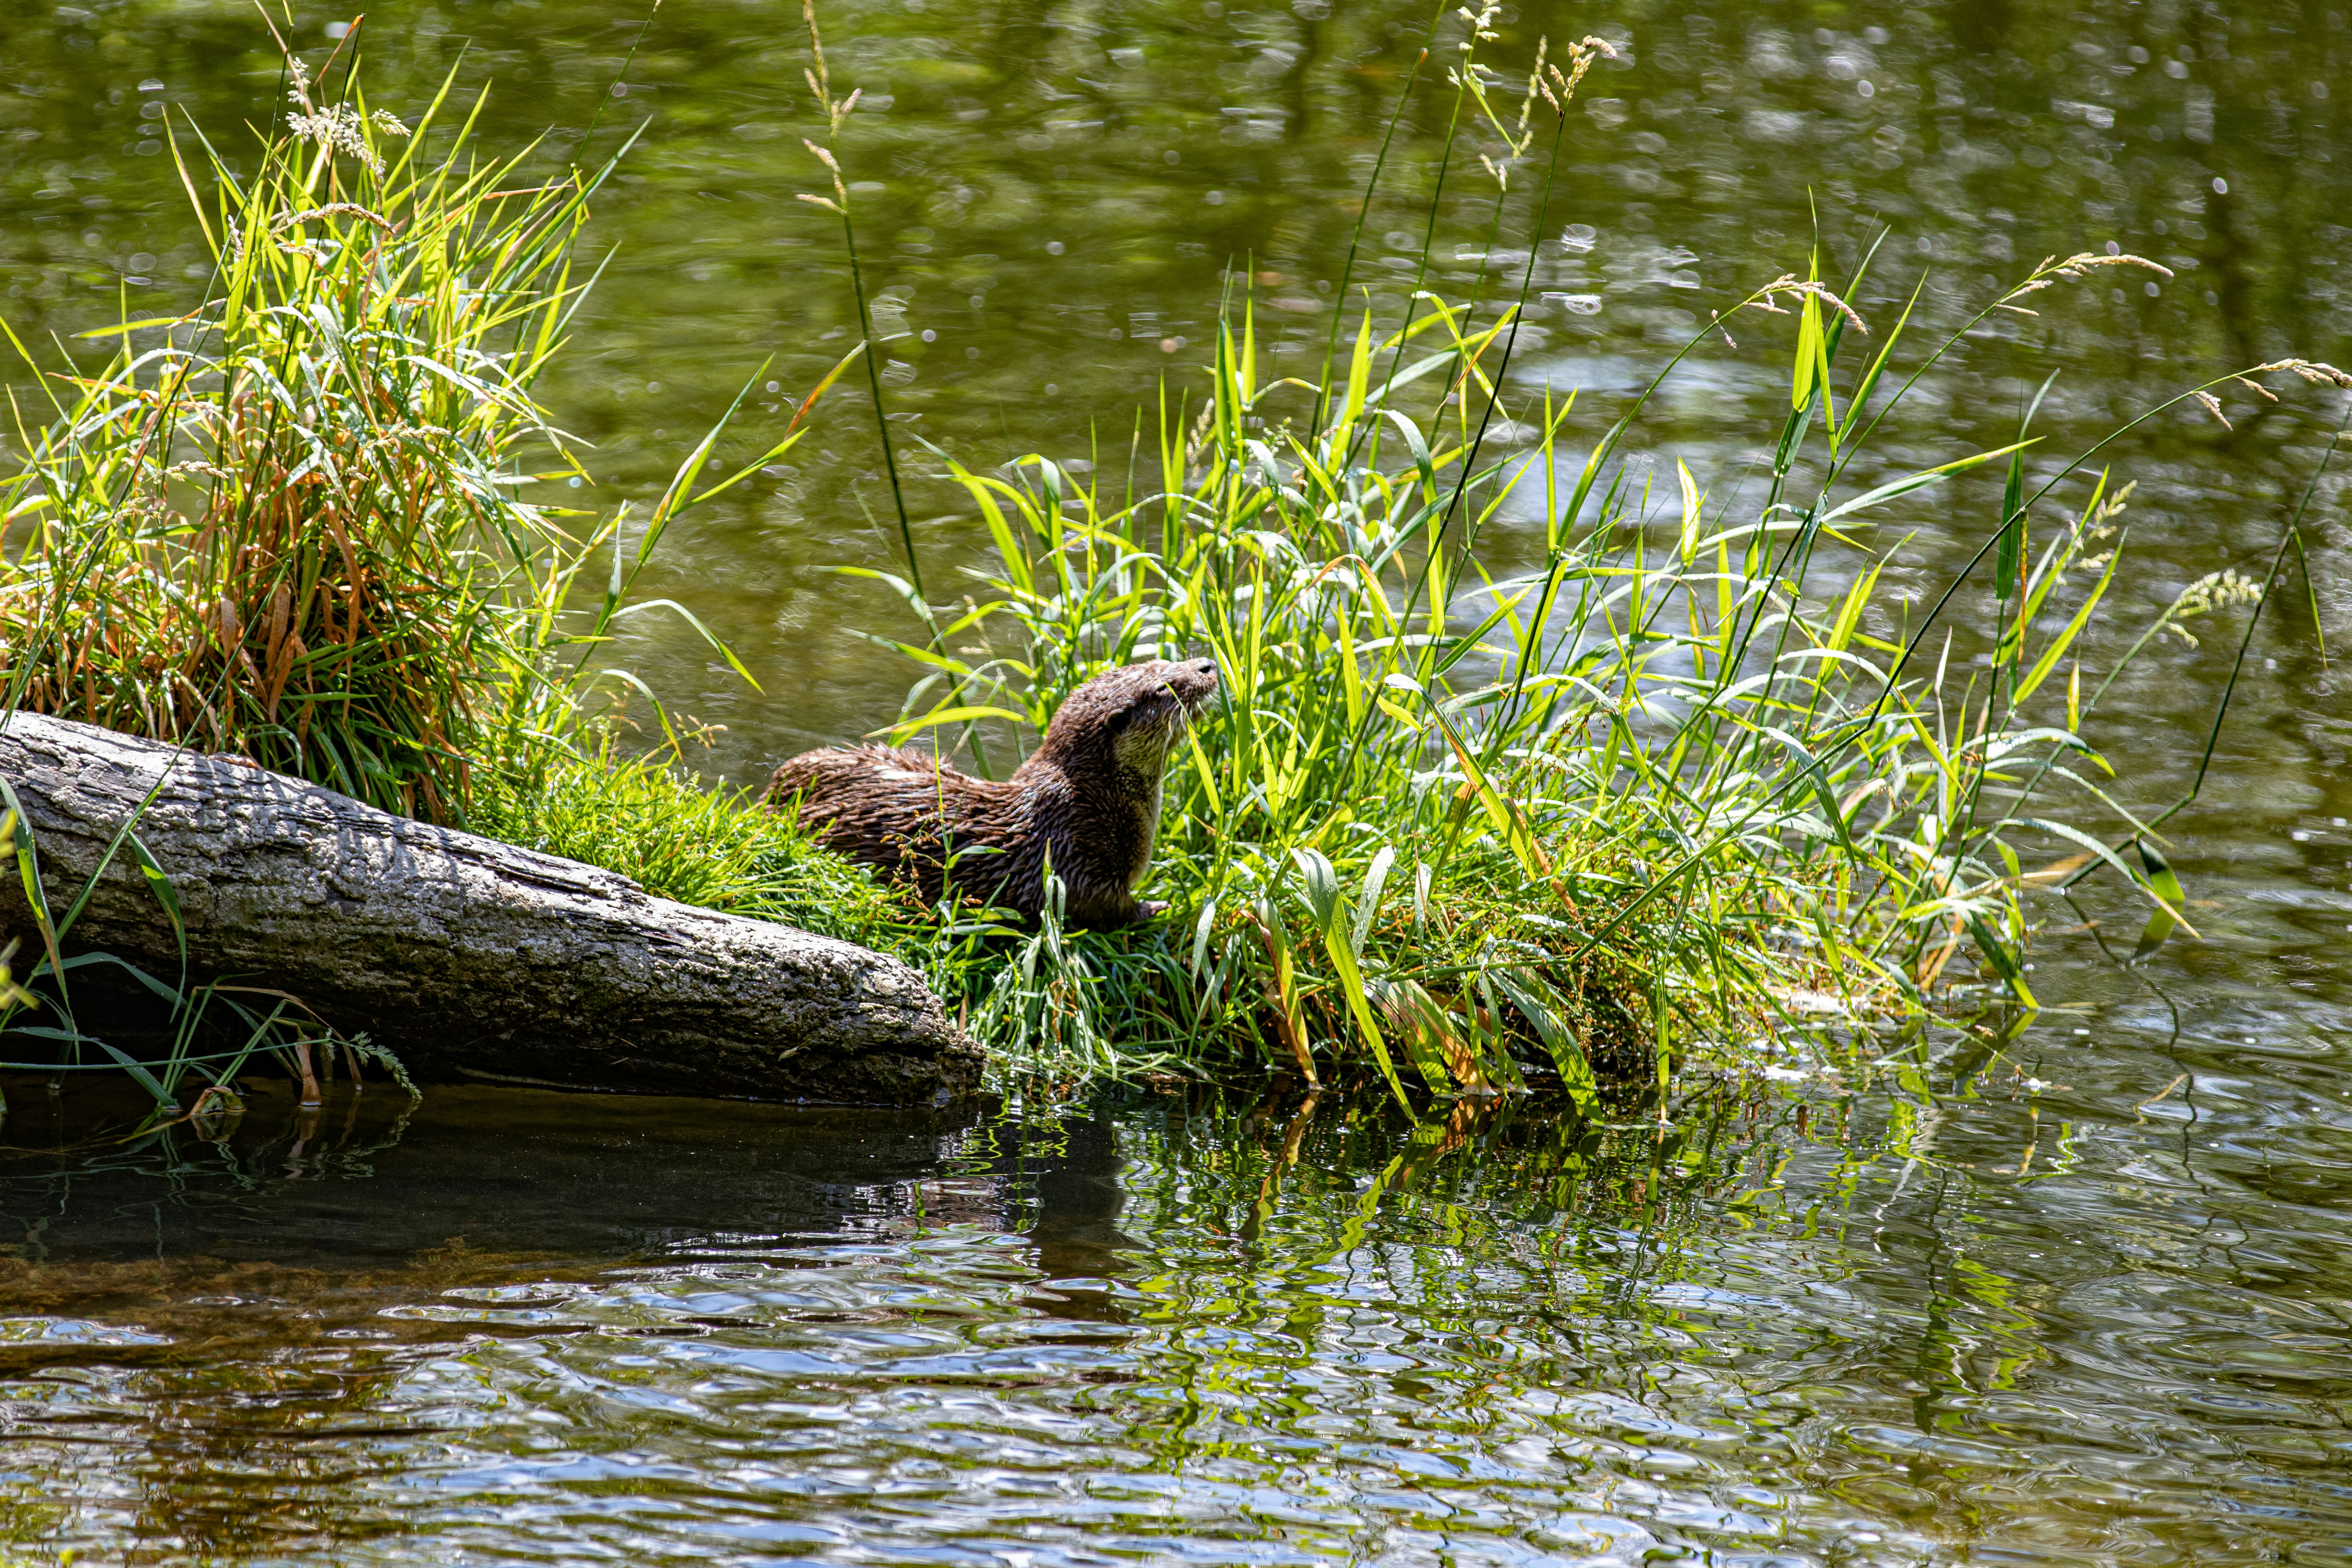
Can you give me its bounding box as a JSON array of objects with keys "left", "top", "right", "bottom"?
[{"left": 0, "top": 713, "right": 980, "bottom": 1104}]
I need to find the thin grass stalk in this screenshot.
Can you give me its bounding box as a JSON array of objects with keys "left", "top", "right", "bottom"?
[
  {"left": 797, "top": 0, "right": 922, "bottom": 603},
  {"left": 1308, "top": 0, "right": 1450, "bottom": 437}
]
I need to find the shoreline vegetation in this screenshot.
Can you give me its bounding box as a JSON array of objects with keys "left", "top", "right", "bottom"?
[{"left": 0, "top": 11, "right": 2337, "bottom": 1119}]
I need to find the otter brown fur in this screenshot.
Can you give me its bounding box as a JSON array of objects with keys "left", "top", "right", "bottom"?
[{"left": 766, "top": 658, "right": 1219, "bottom": 928}]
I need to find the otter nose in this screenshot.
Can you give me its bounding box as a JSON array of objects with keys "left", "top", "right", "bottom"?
[{"left": 1195, "top": 659, "right": 1218, "bottom": 678}]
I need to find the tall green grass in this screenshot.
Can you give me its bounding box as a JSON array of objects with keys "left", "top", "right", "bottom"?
[
  {"left": 881, "top": 289, "right": 2324, "bottom": 1103},
  {"left": 0, "top": 58, "right": 592, "bottom": 818},
  {"left": 0, "top": 11, "right": 2327, "bottom": 1117},
  {"left": 837, "top": 18, "right": 2336, "bottom": 1103},
  {"left": 0, "top": 32, "right": 872, "bottom": 1117},
  {"left": 0, "top": 40, "right": 809, "bottom": 823}
]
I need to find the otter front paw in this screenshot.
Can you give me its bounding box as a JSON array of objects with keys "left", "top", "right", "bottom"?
[{"left": 1136, "top": 899, "right": 1172, "bottom": 919}]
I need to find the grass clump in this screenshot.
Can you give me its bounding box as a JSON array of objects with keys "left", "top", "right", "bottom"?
[
  {"left": 0, "top": 57, "right": 607, "bottom": 820},
  {"left": 0, "top": 34, "right": 819, "bottom": 829},
  {"left": 862, "top": 264, "right": 2325, "bottom": 1105},
  {"left": 795, "top": 11, "right": 2333, "bottom": 1101},
  {"left": 886, "top": 286, "right": 2313, "bottom": 1101}
]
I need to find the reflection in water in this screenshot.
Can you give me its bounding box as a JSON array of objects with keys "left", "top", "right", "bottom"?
[{"left": 1, "top": 990, "right": 2348, "bottom": 1566}]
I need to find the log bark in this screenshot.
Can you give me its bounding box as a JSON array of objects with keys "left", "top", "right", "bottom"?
[{"left": 0, "top": 713, "right": 980, "bottom": 1104}]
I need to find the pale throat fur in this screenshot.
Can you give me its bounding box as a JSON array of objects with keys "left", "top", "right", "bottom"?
[{"left": 1111, "top": 720, "right": 1178, "bottom": 890}]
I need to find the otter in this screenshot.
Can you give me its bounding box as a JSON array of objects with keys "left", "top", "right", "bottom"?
[{"left": 766, "top": 658, "right": 1219, "bottom": 928}]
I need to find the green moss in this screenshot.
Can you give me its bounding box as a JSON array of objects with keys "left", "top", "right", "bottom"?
[{"left": 468, "top": 744, "right": 921, "bottom": 960}]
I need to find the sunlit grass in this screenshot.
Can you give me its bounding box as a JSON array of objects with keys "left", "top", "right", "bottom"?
[
  {"left": 791, "top": 5, "right": 2338, "bottom": 1103},
  {"left": 0, "top": 63, "right": 608, "bottom": 818},
  {"left": 0, "top": 42, "right": 825, "bottom": 829},
  {"left": 856, "top": 255, "right": 2323, "bottom": 1104},
  {"left": 0, "top": 35, "right": 870, "bottom": 1113},
  {"left": 468, "top": 734, "right": 915, "bottom": 953}
]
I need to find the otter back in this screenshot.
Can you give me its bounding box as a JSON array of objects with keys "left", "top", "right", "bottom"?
[{"left": 764, "top": 658, "right": 1221, "bottom": 929}]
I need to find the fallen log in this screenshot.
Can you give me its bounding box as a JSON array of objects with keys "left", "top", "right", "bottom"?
[{"left": 0, "top": 713, "right": 981, "bottom": 1104}]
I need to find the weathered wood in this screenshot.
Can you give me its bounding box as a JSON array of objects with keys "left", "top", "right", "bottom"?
[{"left": 0, "top": 713, "right": 980, "bottom": 1103}]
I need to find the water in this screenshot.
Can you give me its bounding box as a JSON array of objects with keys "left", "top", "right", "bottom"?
[
  {"left": 3, "top": 988, "right": 2350, "bottom": 1564},
  {"left": 2, "top": 0, "right": 2350, "bottom": 1560}
]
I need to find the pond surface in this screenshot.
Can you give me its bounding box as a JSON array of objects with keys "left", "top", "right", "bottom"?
[
  {"left": 1, "top": 0, "right": 2349, "bottom": 1562},
  {"left": 2, "top": 946, "right": 2350, "bottom": 1568}
]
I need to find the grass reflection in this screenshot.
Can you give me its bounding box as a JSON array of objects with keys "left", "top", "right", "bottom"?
[{"left": 0, "top": 1053, "right": 2348, "bottom": 1561}]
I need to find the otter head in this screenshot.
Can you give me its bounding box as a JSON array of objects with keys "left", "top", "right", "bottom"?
[
  {"left": 1027, "top": 658, "right": 1218, "bottom": 902},
  {"left": 1037, "top": 657, "right": 1220, "bottom": 786}
]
